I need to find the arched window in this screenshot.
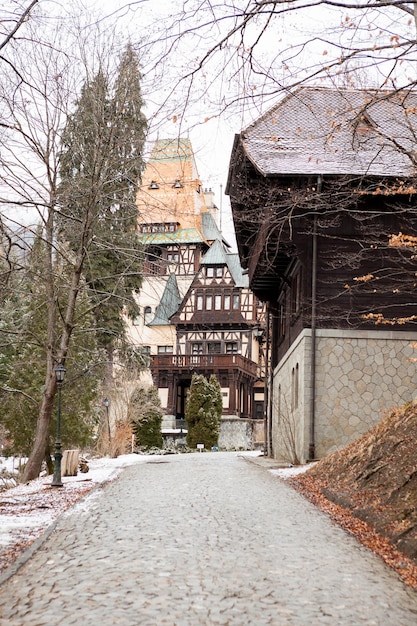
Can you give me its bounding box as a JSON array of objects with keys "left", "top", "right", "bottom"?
[
  {"left": 291, "top": 363, "right": 299, "bottom": 411},
  {"left": 144, "top": 306, "right": 152, "bottom": 324}
]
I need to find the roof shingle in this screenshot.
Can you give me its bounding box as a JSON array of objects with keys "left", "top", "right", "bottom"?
[{"left": 241, "top": 87, "right": 417, "bottom": 177}]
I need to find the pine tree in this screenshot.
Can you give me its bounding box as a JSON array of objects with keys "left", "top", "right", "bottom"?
[
  {"left": 16, "top": 42, "right": 147, "bottom": 482},
  {"left": 185, "top": 374, "right": 223, "bottom": 449},
  {"left": 0, "top": 230, "right": 104, "bottom": 459},
  {"left": 58, "top": 43, "right": 147, "bottom": 366}
]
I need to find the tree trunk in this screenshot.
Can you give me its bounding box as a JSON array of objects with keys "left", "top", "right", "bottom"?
[
  {"left": 22, "top": 376, "right": 56, "bottom": 481},
  {"left": 22, "top": 259, "right": 84, "bottom": 482}
]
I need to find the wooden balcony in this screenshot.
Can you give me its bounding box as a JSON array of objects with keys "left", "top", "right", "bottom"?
[{"left": 151, "top": 353, "right": 258, "bottom": 378}]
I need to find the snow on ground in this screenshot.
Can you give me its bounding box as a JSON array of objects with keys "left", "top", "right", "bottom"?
[
  {"left": 269, "top": 464, "right": 315, "bottom": 479},
  {"left": 0, "top": 453, "right": 160, "bottom": 574}
]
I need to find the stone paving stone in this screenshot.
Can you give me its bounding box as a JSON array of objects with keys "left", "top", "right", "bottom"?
[{"left": 1, "top": 452, "right": 417, "bottom": 625}]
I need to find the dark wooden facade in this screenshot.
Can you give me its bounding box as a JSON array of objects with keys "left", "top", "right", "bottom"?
[
  {"left": 228, "top": 141, "right": 417, "bottom": 365},
  {"left": 226, "top": 86, "right": 417, "bottom": 459}
]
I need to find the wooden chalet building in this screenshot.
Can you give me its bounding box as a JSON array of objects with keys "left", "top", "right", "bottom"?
[
  {"left": 129, "top": 138, "right": 265, "bottom": 449},
  {"left": 226, "top": 86, "right": 417, "bottom": 462}
]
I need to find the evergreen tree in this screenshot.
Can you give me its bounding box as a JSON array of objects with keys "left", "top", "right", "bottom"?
[
  {"left": 185, "top": 374, "right": 223, "bottom": 449},
  {"left": 58, "top": 43, "right": 147, "bottom": 367},
  {"left": 0, "top": 230, "right": 104, "bottom": 459},
  {"left": 129, "top": 386, "right": 163, "bottom": 449}
]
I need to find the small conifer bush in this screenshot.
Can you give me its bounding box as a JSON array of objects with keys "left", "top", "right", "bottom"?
[
  {"left": 129, "top": 386, "right": 163, "bottom": 449},
  {"left": 185, "top": 374, "right": 222, "bottom": 449}
]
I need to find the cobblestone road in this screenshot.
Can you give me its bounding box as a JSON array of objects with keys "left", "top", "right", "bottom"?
[{"left": 1, "top": 452, "right": 417, "bottom": 625}]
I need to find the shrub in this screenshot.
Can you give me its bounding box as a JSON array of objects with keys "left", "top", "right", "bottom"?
[
  {"left": 185, "top": 374, "right": 222, "bottom": 449},
  {"left": 128, "top": 385, "right": 163, "bottom": 449}
]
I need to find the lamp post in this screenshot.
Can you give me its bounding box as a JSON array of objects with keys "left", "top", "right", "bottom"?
[
  {"left": 104, "top": 397, "right": 111, "bottom": 444},
  {"left": 51, "top": 363, "right": 66, "bottom": 487}
]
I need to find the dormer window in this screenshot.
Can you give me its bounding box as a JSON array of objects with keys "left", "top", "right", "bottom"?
[
  {"left": 352, "top": 110, "right": 377, "bottom": 134},
  {"left": 149, "top": 181, "right": 159, "bottom": 189},
  {"left": 173, "top": 180, "right": 182, "bottom": 188}
]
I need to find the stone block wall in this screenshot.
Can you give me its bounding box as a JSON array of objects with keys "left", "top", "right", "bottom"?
[
  {"left": 218, "top": 417, "right": 262, "bottom": 450},
  {"left": 271, "top": 332, "right": 308, "bottom": 463},
  {"left": 272, "top": 328, "right": 417, "bottom": 462}
]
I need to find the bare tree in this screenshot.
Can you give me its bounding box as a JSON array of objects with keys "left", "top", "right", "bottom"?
[
  {"left": 0, "top": 1, "right": 40, "bottom": 59},
  {"left": 108, "top": 1, "right": 417, "bottom": 134},
  {"left": 0, "top": 9, "right": 146, "bottom": 481}
]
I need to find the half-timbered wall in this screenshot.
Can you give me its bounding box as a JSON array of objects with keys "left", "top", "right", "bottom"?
[{"left": 143, "top": 244, "right": 202, "bottom": 276}]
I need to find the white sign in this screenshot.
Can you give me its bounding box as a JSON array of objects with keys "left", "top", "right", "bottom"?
[{"left": 197, "top": 443, "right": 204, "bottom": 451}]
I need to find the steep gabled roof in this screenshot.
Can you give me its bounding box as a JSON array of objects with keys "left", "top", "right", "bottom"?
[
  {"left": 201, "top": 212, "right": 230, "bottom": 248},
  {"left": 200, "top": 239, "right": 227, "bottom": 265},
  {"left": 226, "top": 253, "right": 248, "bottom": 288},
  {"left": 148, "top": 273, "right": 182, "bottom": 325},
  {"left": 239, "top": 86, "right": 417, "bottom": 177},
  {"left": 200, "top": 239, "right": 249, "bottom": 288}
]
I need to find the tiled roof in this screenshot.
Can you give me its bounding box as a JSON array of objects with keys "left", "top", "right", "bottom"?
[
  {"left": 200, "top": 239, "right": 227, "bottom": 265},
  {"left": 148, "top": 138, "right": 193, "bottom": 162},
  {"left": 201, "top": 212, "right": 231, "bottom": 248},
  {"left": 148, "top": 273, "right": 182, "bottom": 325},
  {"left": 139, "top": 228, "right": 205, "bottom": 245},
  {"left": 200, "top": 239, "right": 249, "bottom": 288},
  {"left": 241, "top": 87, "right": 417, "bottom": 177},
  {"left": 227, "top": 253, "right": 248, "bottom": 288}
]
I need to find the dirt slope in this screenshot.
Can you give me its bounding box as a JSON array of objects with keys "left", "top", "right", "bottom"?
[{"left": 292, "top": 401, "right": 417, "bottom": 588}]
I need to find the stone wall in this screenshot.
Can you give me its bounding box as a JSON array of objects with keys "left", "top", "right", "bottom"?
[
  {"left": 271, "top": 331, "right": 309, "bottom": 463},
  {"left": 218, "top": 417, "right": 263, "bottom": 450},
  {"left": 272, "top": 329, "right": 417, "bottom": 462}
]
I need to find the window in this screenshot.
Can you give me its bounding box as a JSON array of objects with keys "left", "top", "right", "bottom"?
[
  {"left": 214, "top": 295, "right": 222, "bottom": 310},
  {"left": 167, "top": 252, "right": 179, "bottom": 263},
  {"left": 206, "top": 266, "right": 223, "bottom": 278},
  {"left": 147, "top": 247, "right": 162, "bottom": 276},
  {"left": 232, "top": 294, "right": 240, "bottom": 310},
  {"left": 226, "top": 342, "right": 238, "bottom": 354},
  {"left": 192, "top": 343, "right": 203, "bottom": 354},
  {"left": 292, "top": 269, "right": 302, "bottom": 318},
  {"left": 254, "top": 402, "right": 263, "bottom": 420},
  {"left": 208, "top": 342, "right": 221, "bottom": 354},
  {"left": 196, "top": 295, "right": 203, "bottom": 310},
  {"left": 224, "top": 295, "right": 230, "bottom": 310},
  {"left": 291, "top": 363, "right": 299, "bottom": 411},
  {"left": 144, "top": 306, "right": 152, "bottom": 324},
  {"left": 206, "top": 295, "right": 212, "bottom": 310},
  {"left": 295, "top": 363, "right": 299, "bottom": 409},
  {"left": 158, "top": 345, "right": 173, "bottom": 354}
]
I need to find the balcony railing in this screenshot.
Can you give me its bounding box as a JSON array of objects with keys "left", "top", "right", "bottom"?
[{"left": 151, "top": 353, "right": 258, "bottom": 377}]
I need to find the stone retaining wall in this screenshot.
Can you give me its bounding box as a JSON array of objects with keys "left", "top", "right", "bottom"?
[{"left": 219, "top": 417, "right": 264, "bottom": 450}]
